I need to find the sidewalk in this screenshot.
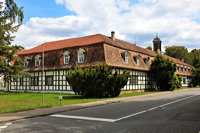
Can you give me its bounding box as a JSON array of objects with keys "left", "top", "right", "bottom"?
[{"left": 0, "top": 88, "right": 199, "bottom": 123}]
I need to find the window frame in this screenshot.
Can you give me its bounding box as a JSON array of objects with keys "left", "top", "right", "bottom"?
[
  {"left": 45, "top": 75, "right": 53, "bottom": 86},
  {"left": 143, "top": 57, "right": 150, "bottom": 67},
  {"left": 125, "top": 51, "right": 128, "bottom": 64},
  {"left": 129, "top": 75, "right": 138, "bottom": 85},
  {"left": 19, "top": 77, "right": 23, "bottom": 86},
  {"left": 63, "top": 51, "right": 70, "bottom": 65},
  {"left": 134, "top": 55, "right": 140, "bottom": 66},
  {"left": 35, "top": 55, "right": 41, "bottom": 68},
  {"left": 30, "top": 77, "right": 39, "bottom": 86},
  {"left": 24, "top": 57, "right": 31, "bottom": 68},
  {"left": 77, "top": 48, "right": 86, "bottom": 64}
]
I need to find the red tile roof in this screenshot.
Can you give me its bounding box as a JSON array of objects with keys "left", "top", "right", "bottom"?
[
  {"left": 20, "top": 34, "right": 105, "bottom": 55},
  {"left": 20, "top": 33, "right": 192, "bottom": 70},
  {"left": 20, "top": 34, "right": 156, "bottom": 57},
  {"left": 163, "top": 55, "right": 192, "bottom": 67}
]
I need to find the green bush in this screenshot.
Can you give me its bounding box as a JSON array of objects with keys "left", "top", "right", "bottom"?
[
  {"left": 66, "top": 65, "right": 130, "bottom": 97},
  {"left": 150, "top": 55, "right": 177, "bottom": 91},
  {"left": 170, "top": 74, "right": 182, "bottom": 90}
]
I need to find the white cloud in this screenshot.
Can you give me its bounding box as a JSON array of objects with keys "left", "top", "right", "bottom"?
[{"left": 14, "top": 0, "right": 200, "bottom": 50}]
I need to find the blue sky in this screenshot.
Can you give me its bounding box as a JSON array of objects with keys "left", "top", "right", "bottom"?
[
  {"left": 15, "top": 0, "right": 73, "bottom": 23},
  {"left": 13, "top": 0, "right": 200, "bottom": 51}
]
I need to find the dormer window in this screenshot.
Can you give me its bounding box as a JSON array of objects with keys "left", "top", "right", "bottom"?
[
  {"left": 121, "top": 51, "right": 128, "bottom": 64},
  {"left": 182, "top": 66, "right": 184, "bottom": 72},
  {"left": 35, "top": 55, "right": 41, "bottom": 67},
  {"left": 77, "top": 48, "right": 86, "bottom": 64},
  {"left": 134, "top": 55, "right": 140, "bottom": 66},
  {"left": 63, "top": 51, "right": 71, "bottom": 65},
  {"left": 24, "top": 57, "right": 31, "bottom": 68},
  {"left": 143, "top": 56, "right": 150, "bottom": 67},
  {"left": 178, "top": 66, "right": 181, "bottom": 72},
  {"left": 125, "top": 52, "right": 128, "bottom": 64}
]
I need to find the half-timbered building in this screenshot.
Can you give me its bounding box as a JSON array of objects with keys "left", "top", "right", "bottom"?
[{"left": 10, "top": 31, "right": 193, "bottom": 93}]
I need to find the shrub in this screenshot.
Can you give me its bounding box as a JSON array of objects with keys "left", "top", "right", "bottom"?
[
  {"left": 150, "top": 55, "right": 177, "bottom": 91},
  {"left": 170, "top": 74, "right": 182, "bottom": 90},
  {"left": 66, "top": 65, "right": 130, "bottom": 97}
]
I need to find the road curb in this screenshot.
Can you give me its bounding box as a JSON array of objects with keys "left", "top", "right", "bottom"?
[{"left": 0, "top": 87, "right": 199, "bottom": 123}]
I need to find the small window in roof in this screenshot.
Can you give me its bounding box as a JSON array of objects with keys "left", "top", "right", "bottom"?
[
  {"left": 133, "top": 55, "right": 140, "bottom": 66},
  {"left": 121, "top": 51, "right": 128, "bottom": 65},
  {"left": 35, "top": 55, "right": 41, "bottom": 67},
  {"left": 143, "top": 56, "right": 150, "bottom": 67},
  {"left": 77, "top": 48, "right": 86, "bottom": 64},
  {"left": 24, "top": 57, "right": 31, "bottom": 68},
  {"left": 63, "top": 51, "right": 71, "bottom": 65}
]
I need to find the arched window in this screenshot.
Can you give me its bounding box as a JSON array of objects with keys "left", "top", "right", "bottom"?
[
  {"left": 77, "top": 48, "right": 86, "bottom": 64},
  {"left": 63, "top": 51, "right": 71, "bottom": 65},
  {"left": 35, "top": 55, "right": 41, "bottom": 67}
]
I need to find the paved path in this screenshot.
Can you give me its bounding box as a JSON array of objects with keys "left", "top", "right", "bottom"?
[{"left": 1, "top": 88, "right": 200, "bottom": 133}]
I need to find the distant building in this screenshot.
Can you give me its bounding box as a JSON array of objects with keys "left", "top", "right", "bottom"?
[{"left": 10, "top": 32, "right": 193, "bottom": 93}]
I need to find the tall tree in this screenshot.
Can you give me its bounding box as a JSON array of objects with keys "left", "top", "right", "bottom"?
[
  {"left": 150, "top": 55, "right": 181, "bottom": 91},
  {"left": 185, "top": 49, "right": 200, "bottom": 68},
  {"left": 165, "top": 46, "right": 188, "bottom": 60},
  {"left": 0, "top": 0, "right": 25, "bottom": 90}
]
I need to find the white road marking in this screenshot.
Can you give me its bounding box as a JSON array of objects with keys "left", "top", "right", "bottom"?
[
  {"left": 51, "top": 114, "right": 116, "bottom": 122},
  {"left": 0, "top": 122, "right": 12, "bottom": 132},
  {"left": 4, "top": 123, "right": 12, "bottom": 126},
  {"left": 115, "top": 94, "right": 198, "bottom": 122},
  {"left": 0, "top": 126, "right": 7, "bottom": 129},
  {"left": 51, "top": 94, "right": 198, "bottom": 122}
]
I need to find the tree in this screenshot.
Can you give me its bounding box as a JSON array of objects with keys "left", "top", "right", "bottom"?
[
  {"left": 0, "top": 0, "right": 25, "bottom": 90},
  {"left": 150, "top": 55, "right": 181, "bottom": 91},
  {"left": 165, "top": 46, "right": 188, "bottom": 61},
  {"left": 66, "top": 65, "right": 130, "bottom": 98},
  {"left": 191, "top": 68, "right": 200, "bottom": 87},
  {"left": 185, "top": 49, "right": 200, "bottom": 68},
  {"left": 146, "top": 46, "right": 152, "bottom": 50}
]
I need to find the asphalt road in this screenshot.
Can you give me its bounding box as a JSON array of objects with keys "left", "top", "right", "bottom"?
[{"left": 1, "top": 89, "right": 200, "bottom": 133}]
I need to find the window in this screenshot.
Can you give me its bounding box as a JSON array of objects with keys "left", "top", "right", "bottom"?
[
  {"left": 35, "top": 55, "right": 41, "bottom": 67},
  {"left": 182, "top": 67, "right": 184, "bottom": 72},
  {"left": 129, "top": 75, "right": 138, "bottom": 85},
  {"left": 77, "top": 48, "right": 86, "bottom": 64},
  {"left": 143, "top": 57, "right": 150, "bottom": 67},
  {"left": 134, "top": 55, "right": 140, "bottom": 66},
  {"left": 24, "top": 57, "right": 31, "bottom": 68},
  {"left": 178, "top": 66, "right": 181, "bottom": 72},
  {"left": 63, "top": 51, "right": 70, "bottom": 65},
  {"left": 183, "top": 77, "right": 186, "bottom": 84},
  {"left": 121, "top": 51, "right": 128, "bottom": 64},
  {"left": 125, "top": 52, "right": 128, "bottom": 64},
  {"left": 19, "top": 78, "right": 23, "bottom": 86},
  {"left": 30, "top": 77, "right": 39, "bottom": 86},
  {"left": 45, "top": 76, "right": 53, "bottom": 86}
]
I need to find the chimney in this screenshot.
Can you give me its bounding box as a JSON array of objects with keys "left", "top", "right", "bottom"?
[{"left": 111, "top": 31, "right": 115, "bottom": 41}]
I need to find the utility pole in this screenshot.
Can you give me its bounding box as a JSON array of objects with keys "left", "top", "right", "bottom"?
[{"left": 42, "top": 43, "right": 45, "bottom": 105}]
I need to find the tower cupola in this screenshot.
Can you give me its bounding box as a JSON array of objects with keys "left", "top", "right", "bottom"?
[{"left": 153, "top": 33, "right": 162, "bottom": 54}]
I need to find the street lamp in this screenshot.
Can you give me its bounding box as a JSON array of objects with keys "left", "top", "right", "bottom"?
[{"left": 42, "top": 43, "right": 45, "bottom": 105}]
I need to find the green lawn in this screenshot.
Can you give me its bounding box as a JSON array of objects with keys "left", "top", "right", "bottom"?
[{"left": 0, "top": 91, "right": 156, "bottom": 114}]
